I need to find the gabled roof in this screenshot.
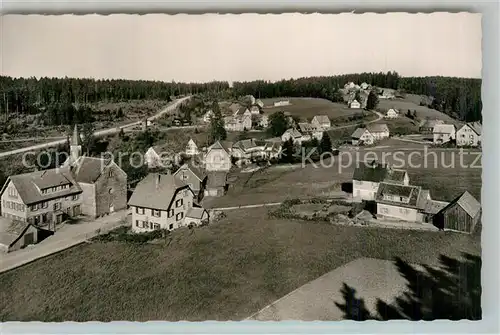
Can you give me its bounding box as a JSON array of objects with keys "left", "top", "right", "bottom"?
[
  {"left": 233, "top": 138, "right": 262, "bottom": 152},
  {"left": 0, "top": 218, "right": 41, "bottom": 247},
  {"left": 462, "top": 122, "right": 482, "bottom": 136},
  {"left": 351, "top": 128, "right": 370, "bottom": 139},
  {"left": 313, "top": 115, "right": 331, "bottom": 124},
  {"left": 71, "top": 156, "right": 117, "bottom": 184},
  {"left": 186, "top": 138, "right": 198, "bottom": 148},
  {"left": 433, "top": 124, "right": 456, "bottom": 134},
  {"left": 367, "top": 123, "right": 389, "bottom": 133},
  {"left": 186, "top": 206, "right": 208, "bottom": 220},
  {"left": 264, "top": 141, "right": 282, "bottom": 152},
  {"left": 352, "top": 161, "right": 387, "bottom": 182},
  {"left": 376, "top": 182, "right": 423, "bottom": 208},
  {"left": 128, "top": 173, "right": 190, "bottom": 211},
  {"left": 297, "top": 122, "right": 314, "bottom": 133},
  {"left": 439, "top": 191, "right": 481, "bottom": 218},
  {"left": 4, "top": 167, "right": 82, "bottom": 205},
  {"left": 383, "top": 169, "right": 407, "bottom": 184},
  {"left": 207, "top": 140, "right": 233, "bottom": 155},
  {"left": 387, "top": 108, "right": 399, "bottom": 114}
]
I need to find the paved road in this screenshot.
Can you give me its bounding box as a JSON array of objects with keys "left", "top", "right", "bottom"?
[
  {"left": 209, "top": 202, "right": 282, "bottom": 211},
  {"left": 0, "top": 96, "right": 191, "bottom": 158},
  {"left": 327, "top": 110, "right": 384, "bottom": 131},
  {"left": 0, "top": 210, "right": 130, "bottom": 274}
]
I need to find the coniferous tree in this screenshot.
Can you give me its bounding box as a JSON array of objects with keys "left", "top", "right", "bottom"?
[
  {"left": 319, "top": 132, "right": 333, "bottom": 153},
  {"left": 208, "top": 100, "right": 227, "bottom": 143},
  {"left": 366, "top": 90, "right": 379, "bottom": 110}
]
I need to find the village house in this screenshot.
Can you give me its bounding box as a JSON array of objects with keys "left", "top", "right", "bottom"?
[
  {"left": 351, "top": 128, "right": 374, "bottom": 145},
  {"left": 419, "top": 119, "right": 444, "bottom": 134},
  {"left": 0, "top": 218, "right": 45, "bottom": 253},
  {"left": 385, "top": 108, "right": 399, "bottom": 119},
  {"left": 263, "top": 141, "right": 283, "bottom": 160},
  {"left": 375, "top": 182, "right": 428, "bottom": 222},
  {"left": 433, "top": 124, "right": 456, "bottom": 144},
  {"left": 378, "top": 89, "right": 395, "bottom": 100},
  {"left": 204, "top": 141, "right": 232, "bottom": 172},
  {"left": 298, "top": 122, "right": 323, "bottom": 141},
  {"left": 432, "top": 191, "right": 481, "bottom": 234},
  {"left": 311, "top": 115, "right": 331, "bottom": 130},
  {"left": 349, "top": 99, "right": 361, "bottom": 109},
  {"left": 173, "top": 162, "right": 207, "bottom": 203},
  {"left": 352, "top": 161, "right": 409, "bottom": 201},
  {"left": 185, "top": 207, "right": 210, "bottom": 227},
  {"left": 145, "top": 144, "right": 178, "bottom": 169},
  {"left": 281, "top": 128, "right": 303, "bottom": 144},
  {"left": 367, "top": 123, "right": 390, "bottom": 141},
  {"left": 224, "top": 114, "right": 252, "bottom": 132},
  {"left": 456, "top": 121, "right": 482, "bottom": 147},
  {"left": 203, "top": 110, "right": 214, "bottom": 123},
  {"left": 204, "top": 172, "right": 229, "bottom": 197},
  {"left": 128, "top": 173, "right": 205, "bottom": 233},
  {"left": 231, "top": 139, "right": 266, "bottom": 164},
  {"left": 274, "top": 100, "right": 290, "bottom": 107},
  {"left": 256, "top": 99, "right": 264, "bottom": 108},
  {"left": 185, "top": 138, "right": 199, "bottom": 156},
  {"left": 0, "top": 167, "right": 83, "bottom": 228},
  {"left": 234, "top": 107, "right": 251, "bottom": 117}
]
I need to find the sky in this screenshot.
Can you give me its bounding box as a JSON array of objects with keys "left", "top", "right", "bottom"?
[{"left": 0, "top": 13, "right": 482, "bottom": 82}]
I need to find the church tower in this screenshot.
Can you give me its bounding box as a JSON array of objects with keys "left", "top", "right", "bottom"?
[{"left": 70, "top": 124, "right": 82, "bottom": 165}]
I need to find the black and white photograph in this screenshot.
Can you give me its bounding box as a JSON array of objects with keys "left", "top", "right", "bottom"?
[{"left": 0, "top": 12, "right": 482, "bottom": 322}]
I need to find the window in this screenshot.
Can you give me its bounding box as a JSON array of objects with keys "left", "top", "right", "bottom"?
[
  {"left": 135, "top": 220, "right": 140, "bottom": 227},
  {"left": 136, "top": 207, "right": 145, "bottom": 215},
  {"left": 142, "top": 221, "right": 149, "bottom": 229},
  {"left": 152, "top": 209, "right": 161, "bottom": 217},
  {"left": 175, "top": 199, "right": 183, "bottom": 208},
  {"left": 51, "top": 187, "right": 57, "bottom": 192},
  {"left": 400, "top": 197, "right": 404, "bottom": 202},
  {"left": 169, "top": 224, "right": 174, "bottom": 230},
  {"left": 42, "top": 213, "right": 48, "bottom": 223},
  {"left": 31, "top": 204, "right": 38, "bottom": 211},
  {"left": 176, "top": 212, "right": 184, "bottom": 221},
  {"left": 154, "top": 223, "right": 160, "bottom": 230},
  {"left": 72, "top": 194, "right": 79, "bottom": 201},
  {"left": 54, "top": 202, "right": 62, "bottom": 211},
  {"left": 41, "top": 201, "right": 48, "bottom": 209},
  {"left": 108, "top": 170, "right": 113, "bottom": 177},
  {"left": 8, "top": 187, "right": 17, "bottom": 197},
  {"left": 167, "top": 209, "right": 174, "bottom": 218},
  {"left": 149, "top": 222, "right": 154, "bottom": 229}
]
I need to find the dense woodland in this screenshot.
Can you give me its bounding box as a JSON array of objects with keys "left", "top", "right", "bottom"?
[{"left": 0, "top": 72, "right": 482, "bottom": 128}]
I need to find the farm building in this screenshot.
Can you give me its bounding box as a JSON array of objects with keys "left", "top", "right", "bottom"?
[
  {"left": 419, "top": 119, "right": 444, "bottom": 134},
  {"left": 352, "top": 160, "right": 388, "bottom": 201},
  {"left": 385, "top": 109, "right": 399, "bottom": 119},
  {"left": 433, "top": 124, "right": 456, "bottom": 144},
  {"left": 224, "top": 114, "right": 252, "bottom": 132},
  {"left": 311, "top": 115, "right": 331, "bottom": 130},
  {"left": 456, "top": 121, "right": 482, "bottom": 147},
  {"left": 351, "top": 128, "right": 374, "bottom": 145},
  {"left": 232, "top": 139, "right": 266, "bottom": 164},
  {"left": 0, "top": 218, "right": 44, "bottom": 253},
  {"left": 349, "top": 99, "right": 361, "bottom": 109},
  {"left": 173, "top": 162, "right": 207, "bottom": 203},
  {"left": 205, "top": 172, "right": 229, "bottom": 197},
  {"left": 185, "top": 207, "right": 210, "bottom": 227},
  {"left": 281, "top": 128, "right": 303, "bottom": 144},
  {"left": 274, "top": 100, "right": 290, "bottom": 107},
  {"left": 375, "top": 183, "right": 427, "bottom": 222},
  {"left": 297, "top": 122, "right": 323, "bottom": 141},
  {"left": 432, "top": 191, "right": 481, "bottom": 233},
  {"left": 204, "top": 141, "right": 233, "bottom": 172},
  {"left": 366, "top": 123, "right": 390, "bottom": 141}
]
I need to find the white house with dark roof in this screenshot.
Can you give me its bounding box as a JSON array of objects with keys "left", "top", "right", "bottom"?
[
  {"left": 349, "top": 99, "right": 361, "bottom": 109},
  {"left": 456, "top": 122, "right": 482, "bottom": 147},
  {"left": 185, "top": 138, "right": 199, "bottom": 156},
  {"left": 250, "top": 105, "right": 260, "bottom": 115},
  {"left": 433, "top": 124, "right": 456, "bottom": 144},
  {"left": 385, "top": 109, "right": 399, "bottom": 119},
  {"left": 297, "top": 122, "right": 323, "bottom": 141},
  {"left": 0, "top": 167, "right": 83, "bottom": 228},
  {"left": 128, "top": 173, "right": 203, "bottom": 233},
  {"left": 281, "top": 128, "right": 303, "bottom": 144},
  {"left": 375, "top": 183, "right": 428, "bottom": 222},
  {"left": 204, "top": 141, "right": 232, "bottom": 172}
]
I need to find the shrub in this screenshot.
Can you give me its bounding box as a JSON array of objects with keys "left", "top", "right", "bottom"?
[{"left": 92, "top": 226, "right": 170, "bottom": 244}]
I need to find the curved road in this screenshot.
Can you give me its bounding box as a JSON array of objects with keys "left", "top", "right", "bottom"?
[
  {"left": 327, "top": 110, "right": 384, "bottom": 131},
  {"left": 0, "top": 96, "right": 191, "bottom": 158}
]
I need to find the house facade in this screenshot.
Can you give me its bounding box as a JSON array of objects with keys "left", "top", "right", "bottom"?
[
  {"left": 298, "top": 123, "right": 323, "bottom": 141},
  {"left": 281, "top": 128, "right": 303, "bottom": 144},
  {"left": 311, "top": 115, "right": 331, "bottom": 130},
  {"left": 173, "top": 163, "right": 207, "bottom": 202},
  {"left": 419, "top": 119, "right": 444, "bottom": 134},
  {"left": 456, "top": 122, "right": 482, "bottom": 147},
  {"left": 250, "top": 106, "right": 260, "bottom": 115},
  {"left": 349, "top": 100, "right": 361, "bottom": 109},
  {"left": 185, "top": 207, "right": 210, "bottom": 226},
  {"left": 367, "top": 123, "right": 390, "bottom": 141},
  {"left": 433, "top": 124, "right": 456, "bottom": 144},
  {"left": 204, "top": 141, "right": 232, "bottom": 172},
  {"left": 375, "top": 183, "right": 427, "bottom": 222},
  {"left": 351, "top": 128, "right": 374, "bottom": 145},
  {"left": 385, "top": 109, "right": 399, "bottom": 119},
  {"left": 204, "top": 172, "right": 228, "bottom": 197},
  {"left": 128, "top": 174, "right": 199, "bottom": 233},
  {"left": 224, "top": 114, "right": 252, "bottom": 132},
  {"left": 185, "top": 138, "right": 199, "bottom": 156},
  {"left": 274, "top": 100, "right": 290, "bottom": 107},
  {"left": 352, "top": 161, "right": 389, "bottom": 201},
  {"left": 0, "top": 168, "right": 83, "bottom": 228}
]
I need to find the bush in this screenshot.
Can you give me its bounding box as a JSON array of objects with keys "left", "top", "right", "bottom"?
[{"left": 92, "top": 226, "right": 170, "bottom": 244}]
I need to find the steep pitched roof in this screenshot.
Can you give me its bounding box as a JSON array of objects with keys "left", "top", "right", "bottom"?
[
  {"left": 433, "top": 124, "right": 455, "bottom": 134},
  {"left": 367, "top": 123, "right": 389, "bottom": 133},
  {"left": 128, "top": 173, "right": 190, "bottom": 211},
  {"left": 464, "top": 122, "right": 482, "bottom": 136},
  {"left": 0, "top": 218, "right": 41, "bottom": 247},
  {"left": 376, "top": 182, "right": 423, "bottom": 208},
  {"left": 351, "top": 128, "right": 369, "bottom": 139},
  {"left": 283, "top": 128, "right": 302, "bottom": 138},
  {"left": 71, "top": 156, "right": 114, "bottom": 184},
  {"left": 297, "top": 122, "right": 314, "bottom": 133},
  {"left": 174, "top": 162, "right": 206, "bottom": 181},
  {"left": 352, "top": 161, "right": 388, "bottom": 182},
  {"left": 233, "top": 138, "right": 261, "bottom": 151},
  {"left": 439, "top": 191, "right": 481, "bottom": 218},
  {"left": 208, "top": 141, "right": 233, "bottom": 155},
  {"left": 6, "top": 167, "right": 82, "bottom": 205},
  {"left": 313, "top": 115, "right": 330, "bottom": 124}
]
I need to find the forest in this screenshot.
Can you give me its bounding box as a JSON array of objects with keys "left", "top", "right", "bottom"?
[{"left": 0, "top": 71, "right": 482, "bottom": 127}]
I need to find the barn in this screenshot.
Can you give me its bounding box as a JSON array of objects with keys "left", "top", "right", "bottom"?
[
  {"left": 0, "top": 218, "right": 43, "bottom": 253},
  {"left": 433, "top": 191, "right": 481, "bottom": 233}
]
